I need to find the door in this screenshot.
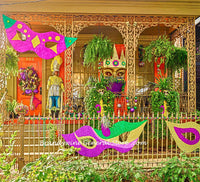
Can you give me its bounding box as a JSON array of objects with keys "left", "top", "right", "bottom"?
[{"left": 17, "top": 57, "right": 42, "bottom": 116}]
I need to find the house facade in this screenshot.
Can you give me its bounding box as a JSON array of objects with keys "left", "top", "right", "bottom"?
[{"left": 0, "top": 1, "right": 197, "bottom": 116}]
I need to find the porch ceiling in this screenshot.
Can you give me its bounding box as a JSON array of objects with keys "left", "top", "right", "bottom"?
[{"left": 0, "top": 0, "right": 200, "bottom": 16}]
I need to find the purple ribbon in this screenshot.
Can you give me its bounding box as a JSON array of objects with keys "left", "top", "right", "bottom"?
[{"left": 95, "top": 104, "right": 101, "bottom": 113}]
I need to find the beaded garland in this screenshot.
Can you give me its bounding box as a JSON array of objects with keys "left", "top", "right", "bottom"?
[
  {"left": 116, "top": 96, "right": 138, "bottom": 112},
  {"left": 127, "top": 96, "right": 137, "bottom": 112}
]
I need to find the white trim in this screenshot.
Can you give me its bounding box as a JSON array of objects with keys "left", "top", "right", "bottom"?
[{"left": 195, "top": 17, "right": 200, "bottom": 25}]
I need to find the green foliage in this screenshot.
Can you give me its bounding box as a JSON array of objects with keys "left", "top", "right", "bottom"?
[
  {"left": 151, "top": 153, "right": 200, "bottom": 182},
  {"left": 6, "top": 147, "right": 200, "bottom": 182},
  {"left": 150, "top": 77, "right": 179, "bottom": 116},
  {"left": 84, "top": 75, "right": 115, "bottom": 117},
  {"left": 14, "top": 147, "right": 102, "bottom": 182},
  {"left": 47, "top": 123, "right": 58, "bottom": 142},
  {"left": 152, "top": 119, "right": 168, "bottom": 139},
  {"left": 0, "top": 131, "right": 17, "bottom": 182},
  {"left": 150, "top": 91, "right": 165, "bottom": 114},
  {"left": 150, "top": 77, "right": 179, "bottom": 139},
  {"left": 5, "top": 46, "right": 19, "bottom": 76},
  {"left": 83, "top": 35, "right": 113, "bottom": 67},
  {"left": 165, "top": 90, "right": 180, "bottom": 115},
  {"left": 103, "top": 160, "right": 147, "bottom": 182},
  {"left": 143, "top": 36, "right": 174, "bottom": 65},
  {"left": 168, "top": 46, "right": 188, "bottom": 71},
  {"left": 6, "top": 99, "right": 18, "bottom": 114},
  {"left": 143, "top": 36, "right": 187, "bottom": 72},
  {"left": 155, "top": 77, "right": 173, "bottom": 92}
]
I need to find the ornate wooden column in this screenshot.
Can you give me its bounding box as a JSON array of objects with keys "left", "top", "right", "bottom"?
[
  {"left": 187, "top": 16, "right": 196, "bottom": 112},
  {"left": 125, "top": 17, "right": 138, "bottom": 98}
]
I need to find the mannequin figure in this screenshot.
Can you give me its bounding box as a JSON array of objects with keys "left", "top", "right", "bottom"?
[{"left": 47, "top": 55, "right": 64, "bottom": 117}]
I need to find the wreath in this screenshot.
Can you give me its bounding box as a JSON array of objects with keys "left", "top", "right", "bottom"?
[{"left": 18, "top": 66, "right": 40, "bottom": 96}]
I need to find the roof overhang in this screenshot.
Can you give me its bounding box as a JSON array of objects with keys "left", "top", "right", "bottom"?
[{"left": 0, "top": 0, "right": 200, "bottom": 16}]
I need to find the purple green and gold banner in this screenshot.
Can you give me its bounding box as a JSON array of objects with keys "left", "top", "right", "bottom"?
[{"left": 62, "top": 120, "right": 147, "bottom": 157}]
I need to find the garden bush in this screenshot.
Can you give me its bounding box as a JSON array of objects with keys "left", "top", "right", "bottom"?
[
  {"left": 4, "top": 144, "right": 200, "bottom": 182},
  {"left": 0, "top": 131, "right": 17, "bottom": 182},
  {"left": 103, "top": 160, "right": 147, "bottom": 182},
  {"left": 151, "top": 153, "right": 200, "bottom": 182},
  {"left": 13, "top": 147, "right": 102, "bottom": 182}
]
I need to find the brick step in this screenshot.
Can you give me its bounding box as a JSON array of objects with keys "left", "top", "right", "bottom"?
[
  {"left": 2, "top": 130, "right": 65, "bottom": 137},
  {"left": 2, "top": 137, "right": 65, "bottom": 145},
  {"left": 2, "top": 124, "right": 65, "bottom": 131},
  {"left": 23, "top": 152, "right": 63, "bottom": 163},
  {"left": 2, "top": 124, "right": 81, "bottom": 132},
  {"left": 3, "top": 123, "right": 80, "bottom": 129},
  {"left": 4, "top": 144, "right": 60, "bottom": 153},
  {"left": 8, "top": 151, "right": 64, "bottom": 163}
]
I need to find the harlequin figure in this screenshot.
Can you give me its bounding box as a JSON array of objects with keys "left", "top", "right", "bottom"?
[
  {"left": 47, "top": 55, "right": 64, "bottom": 117},
  {"left": 103, "top": 44, "right": 127, "bottom": 115}
]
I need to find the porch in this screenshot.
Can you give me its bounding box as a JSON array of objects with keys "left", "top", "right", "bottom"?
[{"left": 0, "top": 12, "right": 197, "bottom": 172}]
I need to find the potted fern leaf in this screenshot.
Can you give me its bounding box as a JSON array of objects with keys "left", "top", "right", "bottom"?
[{"left": 83, "top": 35, "right": 113, "bottom": 67}]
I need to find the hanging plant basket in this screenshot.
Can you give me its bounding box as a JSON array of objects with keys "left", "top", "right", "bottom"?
[
  {"left": 143, "top": 36, "right": 187, "bottom": 72},
  {"left": 167, "top": 46, "right": 187, "bottom": 71},
  {"left": 83, "top": 35, "right": 113, "bottom": 67}
]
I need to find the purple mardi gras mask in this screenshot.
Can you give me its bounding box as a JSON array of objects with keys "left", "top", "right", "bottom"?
[
  {"left": 62, "top": 120, "right": 147, "bottom": 157},
  {"left": 3, "top": 15, "right": 77, "bottom": 60},
  {"left": 166, "top": 121, "right": 200, "bottom": 153}
]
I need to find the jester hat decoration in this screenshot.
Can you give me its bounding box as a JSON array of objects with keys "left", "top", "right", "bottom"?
[
  {"left": 51, "top": 55, "right": 63, "bottom": 73},
  {"left": 2, "top": 15, "right": 77, "bottom": 59}
]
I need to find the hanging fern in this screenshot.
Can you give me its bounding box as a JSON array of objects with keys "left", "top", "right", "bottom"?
[
  {"left": 5, "top": 46, "right": 19, "bottom": 76},
  {"left": 143, "top": 36, "right": 174, "bottom": 64},
  {"left": 83, "top": 35, "right": 113, "bottom": 67},
  {"left": 142, "top": 36, "right": 187, "bottom": 72},
  {"left": 167, "top": 47, "right": 187, "bottom": 71}
]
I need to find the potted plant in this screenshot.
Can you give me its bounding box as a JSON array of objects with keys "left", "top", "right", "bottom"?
[
  {"left": 83, "top": 35, "right": 113, "bottom": 67},
  {"left": 150, "top": 77, "right": 179, "bottom": 141},
  {"left": 143, "top": 36, "right": 187, "bottom": 72},
  {"left": 151, "top": 77, "right": 179, "bottom": 115},
  {"left": 167, "top": 46, "right": 187, "bottom": 71},
  {"left": 14, "top": 103, "right": 29, "bottom": 116},
  {"left": 84, "top": 75, "right": 115, "bottom": 118},
  {"left": 6, "top": 100, "right": 19, "bottom": 118}
]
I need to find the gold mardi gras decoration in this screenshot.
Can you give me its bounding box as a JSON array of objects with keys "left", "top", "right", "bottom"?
[{"left": 103, "top": 44, "right": 126, "bottom": 79}]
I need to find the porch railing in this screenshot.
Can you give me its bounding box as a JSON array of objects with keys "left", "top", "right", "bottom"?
[{"left": 2, "top": 111, "right": 199, "bottom": 170}]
